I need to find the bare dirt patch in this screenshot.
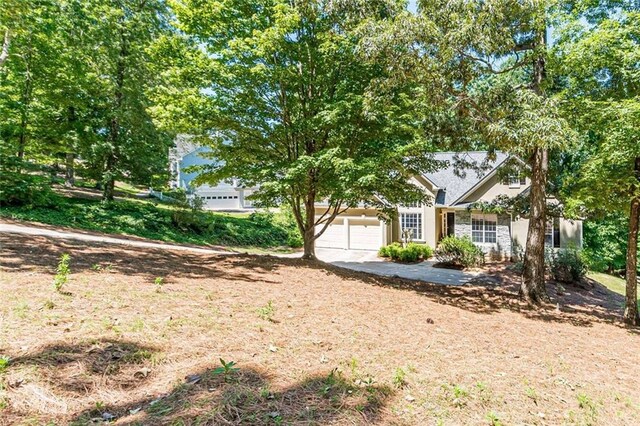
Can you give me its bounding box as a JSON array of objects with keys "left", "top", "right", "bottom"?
[{"left": 1, "top": 233, "right": 639, "bottom": 425}]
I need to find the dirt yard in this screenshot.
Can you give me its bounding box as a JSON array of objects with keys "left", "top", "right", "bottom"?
[{"left": 1, "top": 233, "right": 639, "bottom": 425}]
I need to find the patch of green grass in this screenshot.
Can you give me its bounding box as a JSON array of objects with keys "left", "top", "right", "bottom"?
[
  {"left": 1, "top": 192, "right": 299, "bottom": 249},
  {"left": 589, "top": 272, "right": 640, "bottom": 308},
  {"left": 589, "top": 272, "right": 630, "bottom": 296}
]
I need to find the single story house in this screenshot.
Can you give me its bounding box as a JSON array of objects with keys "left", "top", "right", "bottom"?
[
  {"left": 314, "top": 151, "right": 582, "bottom": 258},
  {"left": 169, "top": 135, "right": 257, "bottom": 211}
]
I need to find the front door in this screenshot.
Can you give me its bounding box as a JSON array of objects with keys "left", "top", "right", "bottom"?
[{"left": 446, "top": 212, "right": 455, "bottom": 237}]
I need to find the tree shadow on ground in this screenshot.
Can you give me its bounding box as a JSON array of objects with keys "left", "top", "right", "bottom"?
[
  {"left": 284, "top": 258, "right": 635, "bottom": 330},
  {"left": 0, "top": 233, "right": 277, "bottom": 283},
  {"left": 2, "top": 232, "right": 635, "bottom": 330},
  {"left": 6, "top": 339, "right": 160, "bottom": 395},
  {"left": 66, "top": 364, "right": 393, "bottom": 425}
]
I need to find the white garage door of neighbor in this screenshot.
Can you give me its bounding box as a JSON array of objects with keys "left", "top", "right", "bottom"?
[
  {"left": 349, "top": 220, "right": 381, "bottom": 250},
  {"left": 315, "top": 220, "right": 345, "bottom": 249},
  {"left": 201, "top": 193, "right": 239, "bottom": 209}
]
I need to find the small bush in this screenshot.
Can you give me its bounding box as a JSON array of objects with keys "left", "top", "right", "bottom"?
[
  {"left": 53, "top": 254, "right": 71, "bottom": 292},
  {"left": 249, "top": 211, "right": 275, "bottom": 226},
  {"left": 379, "top": 242, "right": 433, "bottom": 263},
  {"left": 378, "top": 242, "right": 401, "bottom": 258},
  {"left": 257, "top": 301, "right": 276, "bottom": 321},
  {"left": 0, "top": 355, "right": 10, "bottom": 373},
  {"left": 435, "top": 236, "right": 484, "bottom": 268},
  {"left": 547, "top": 248, "right": 587, "bottom": 283},
  {"left": 0, "top": 167, "right": 55, "bottom": 206}
]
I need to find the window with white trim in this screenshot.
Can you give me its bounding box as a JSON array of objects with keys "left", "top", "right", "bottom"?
[
  {"left": 400, "top": 213, "right": 422, "bottom": 240},
  {"left": 471, "top": 214, "right": 497, "bottom": 244},
  {"left": 545, "top": 218, "right": 561, "bottom": 248}
]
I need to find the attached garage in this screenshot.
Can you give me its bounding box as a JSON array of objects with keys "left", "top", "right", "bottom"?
[
  {"left": 314, "top": 217, "right": 385, "bottom": 251},
  {"left": 199, "top": 192, "right": 240, "bottom": 209},
  {"left": 315, "top": 219, "right": 346, "bottom": 249}
]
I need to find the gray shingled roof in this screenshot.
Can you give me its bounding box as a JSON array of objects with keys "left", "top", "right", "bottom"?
[{"left": 423, "top": 151, "right": 509, "bottom": 206}]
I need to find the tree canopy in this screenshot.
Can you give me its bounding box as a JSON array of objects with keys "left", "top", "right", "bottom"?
[{"left": 172, "top": 0, "right": 441, "bottom": 258}]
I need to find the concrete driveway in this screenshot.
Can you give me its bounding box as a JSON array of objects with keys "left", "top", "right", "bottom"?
[{"left": 315, "top": 248, "right": 482, "bottom": 286}]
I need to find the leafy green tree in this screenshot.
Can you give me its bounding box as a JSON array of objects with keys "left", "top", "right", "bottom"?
[
  {"left": 77, "top": 0, "right": 176, "bottom": 200},
  {"left": 1, "top": 1, "right": 184, "bottom": 203},
  {"left": 558, "top": 8, "right": 640, "bottom": 324},
  {"left": 392, "top": 0, "right": 575, "bottom": 303},
  {"left": 173, "top": 0, "right": 439, "bottom": 259},
  {"left": 581, "top": 214, "right": 634, "bottom": 273}
]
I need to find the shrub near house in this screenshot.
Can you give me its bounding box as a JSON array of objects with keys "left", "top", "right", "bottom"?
[
  {"left": 434, "top": 236, "right": 485, "bottom": 269},
  {"left": 379, "top": 242, "right": 433, "bottom": 263}
]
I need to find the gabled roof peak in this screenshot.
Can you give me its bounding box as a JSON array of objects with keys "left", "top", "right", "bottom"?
[{"left": 423, "top": 151, "right": 513, "bottom": 206}]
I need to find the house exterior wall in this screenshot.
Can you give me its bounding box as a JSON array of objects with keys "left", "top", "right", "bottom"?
[
  {"left": 511, "top": 216, "right": 583, "bottom": 259},
  {"left": 560, "top": 218, "right": 582, "bottom": 249},
  {"left": 511, "top": 216, "right": 528, "bottom": 258},
  {"left": 423, "top": 204, "right": 437, "bottom": 248},
  {"left": 455, "top": 210, "right": 512, "bottom": 259},
  {"left": 461, "top": 174, "right": 529, "bottom": 203},
  {"left": 173, "top": 147, "right": 258, "bottom": 210}
]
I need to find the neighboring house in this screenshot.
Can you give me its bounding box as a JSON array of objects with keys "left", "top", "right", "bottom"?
[
  {"left": 169, "top": 135, "right": 257, "bottom": 211},
  {"left": 314, "top": 151, "right": 582, "bottom": 259}
]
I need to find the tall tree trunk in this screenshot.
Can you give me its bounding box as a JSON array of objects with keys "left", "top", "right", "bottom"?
[
  {"left": 0, "top": 30, "right": 9, "bottom": 68},
  {"left": 101, "top": 26, "right": 127, "bottom": 202},
  {"left": 64, "top": 153, "right": 75, "bottom": 187},
  {"left": 103, "top": 153, "right": 116, "bottom": 201},
  {"left": 17, "top": 39, "right": 33, "bottom": 159},
  {"left": 520, "top": 24, "right": 550, "bottom": 304},
  {"left": 624, "top": 157, "right": 640, "bottom": 326},
  {"left": 521, "top": 147, "right": 550, "bottom": 304},
  {"left": 17, "top": 78, "right": 31, "bottom": 159},
  {"left": 301, "top": 191, "right": 317, "bottom": 260}
]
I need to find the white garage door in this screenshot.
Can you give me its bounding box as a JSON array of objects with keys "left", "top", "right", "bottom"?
[
  {"left": 314, "top": 219, "right": 382, "bottom": 250},
  {"left": 200, "top": 193, "right": 240, "bottom": 209},
  {"left": 315, "top": 220, "right": 345, "bottom": 249},
  {"left": 349, "top": 220, "right": 381, "bottom": 250}
]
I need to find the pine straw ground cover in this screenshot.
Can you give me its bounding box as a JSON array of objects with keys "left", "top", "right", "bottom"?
[{"left": 1, "top": 233, "right": 639, "bottom": 425}]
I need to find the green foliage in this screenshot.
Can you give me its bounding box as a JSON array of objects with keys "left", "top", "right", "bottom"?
[
  {"left": 154, "top": 277, "right": 165, "bottom": 292},
  {"left": 392, "top": 367, "right": 407, "bottom": 389},
  {"left": 435, "top": 236, "right": 484, "bottom": 268},
  {"left": 53, "top": 254, "right": 71, "bottom": 292},
  {"left": 212, "top": 358, "right": 239, "bottom": 382},
  {"left": 0, "top": 0, "right": 192, "bottom": 204},
  {"left": 173, "top": 0, "right": 438, "bottom": 256},
  {"left": 546, "top": 248, "right": 587, "bottom": 283},
  {"left": 0, "top": 194, "right": 296, "bottom": 249},
  {"left": 582, "top": 214, "right": 635, "bottom": 273},
  {"left": 485, "top": 412, "right": 504, "bottom": 426},
  {"left": 0, "top": 156, "right": 56, "bottom": 207},
  {"left": 0, "top": 356, "right": 10, "bottom": 373},
  {"left": 0, "top": 171, "right": 53, "bottom": 207},
  {"left": 379, "top": 242, "right": 433, "bottom": 263},
  {"left": 256, "top": 301, "right": 276, "bottom": 322}
]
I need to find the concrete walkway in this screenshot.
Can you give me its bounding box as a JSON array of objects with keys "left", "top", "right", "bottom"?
[
  {"left": 314, "top": 248, "right": 481, "bottom": 286},
  {"left": 0, "top": 222, "right": 229, "bottom": 255}
]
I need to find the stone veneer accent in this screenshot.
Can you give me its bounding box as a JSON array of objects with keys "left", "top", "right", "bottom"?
[{"left": 454, "top": 210, "right": 512, "bottom": 260}]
